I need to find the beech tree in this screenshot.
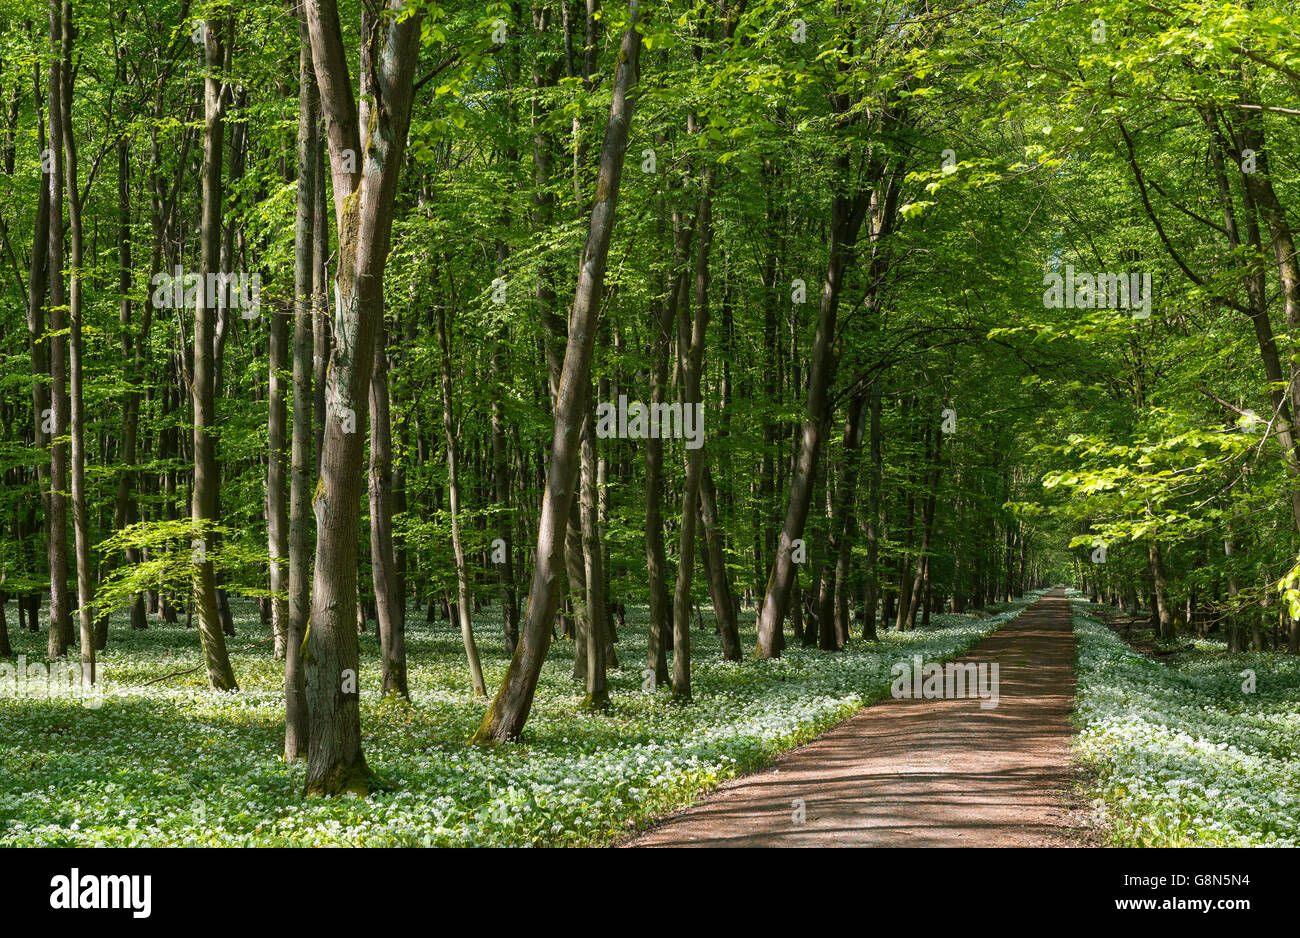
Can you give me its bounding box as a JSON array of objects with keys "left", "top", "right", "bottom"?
[{"left": 301, "top": 0, "right": 424, "bottom": 794}]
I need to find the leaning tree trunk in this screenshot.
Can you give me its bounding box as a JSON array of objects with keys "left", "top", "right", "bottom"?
[
  {"left": 472, "top": 3, "right": 643, "bottom": 743},
  {"left": 437, "top": 303, "right": 486, "bottom": 697},
  {"left": 755, "top": 159, "right": 868, "bottom": 656}
]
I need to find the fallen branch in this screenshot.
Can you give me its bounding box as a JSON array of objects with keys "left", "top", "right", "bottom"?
[{"left": 140, "top": 637, "right": 272, "bottom": 686}]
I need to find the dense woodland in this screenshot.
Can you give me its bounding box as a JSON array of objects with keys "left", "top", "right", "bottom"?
[{"left": 1, "top": 0, "right": 1298, "bottom": 800}]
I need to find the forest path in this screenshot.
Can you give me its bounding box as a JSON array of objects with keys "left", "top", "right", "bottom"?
[{"left": 628, "top": 589, "right": 1094, "bottom": 847}]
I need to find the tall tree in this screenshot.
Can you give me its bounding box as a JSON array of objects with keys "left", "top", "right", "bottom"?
[
  {"left": 302, "top": 0, "right": 424, "bottom": 794},
  {"left": 473, "top": 0, "right": 643, "bottom": 743}
]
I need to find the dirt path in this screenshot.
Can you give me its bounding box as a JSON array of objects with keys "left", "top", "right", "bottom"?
[{"left": 629, "top": 590, "right": 1093, "bottom": 847}]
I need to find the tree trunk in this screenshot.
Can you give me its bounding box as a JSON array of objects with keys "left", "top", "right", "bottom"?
[
  {"left": 285, "top": 3, "right": 316, "bottom": 762},
  {"left": 436, "top": 302, "right": 485, "bottom": 697},
  {"left": 1147, "top": 539, "right": 1175, "bottom": 640},
  {"left": 645, "top": 211, "right": 690, "bottom": 687},
  {"left": 191, "top": 16, "right": 238, "bottom": 691},
  {"left": 861, "top": 385, "right": 882, "bottom": 639},
  {"left": 699, "top": 465, "right": 741, "bottom": 660},
  {"left": 472, "top": 4, "right": 642, "bottom": 742},
  {"left": 829, "top": 393, "right": 866, "bottom": 647},
  {"left": 905, "top": 426, "right": 941, "bottom": 628},
  {"left": 490, "top": 320, "right": 519, "bottom": 655},
  {"left": 370, "top": 317, "right": 407, "bottom": 697},
  {"left": 580, "top": 402, "right": 608, "bottom": 709},
  {"left": 44, "top": 0, "right": 71, "bottom": 660},
  {"left": 60, "top": 0, "right": 93, "bottom": 683},
  {"left": 671, "top": 174, "right": 715, "bottom": 700},
  {"left": 756, "top": 148, "right": 868, "bottom": 656},
  {"left": 302, "top": 0, "right": 423, "bottom": 795},
  {"left": 268, "top": 203, "right": 290, "bottom": 664}
]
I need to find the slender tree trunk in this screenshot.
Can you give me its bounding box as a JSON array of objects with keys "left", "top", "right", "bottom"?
[
  {"left": 44, "top": 0, "right": 71, "bottom": 660},
  {"left": 472, "top": 4, "right": 642, "bottom": 742},
  {"left": 905, "top": 426, "right": 941, "bottom": 628},
  {"left": 580, "top": 402, "right": 608, "bottom": 708},
  {"left": 285, "top": 2, "right": 316, "bottom": 761},
  {"left": 830, "top": 393, "right": 866, "bottom": 647},
  {"left": 268, "top": 229, "right": 290, "bottom": 664},
  {"left": 27, "top": 60, "right": 51, "bottom": 618},
  {"left": 491, "top": 322, "right": 519, "bottom": 654},
  {"left": 699, "top": 465, "right": 741, "bottom": 660},
  {"left": 437, "top": 303, "right": 486, "bottom": 697},
  {"left": 645, "top": 211, "right": 690, "bottom": 686},
  {"left": 60, "top": 0, "right": 93, "bottom": 682},
  {"left": 862, "top": 385, "right": 882, "bottom": 639},
  {"left": 191, "top": 16, "right": 238, "bottom": 691},
  {"left": 107, "top": 103, "right": 150, "bottom": 644},
  {"left": 670, "top": 170, "right": 716, "bottom": 700},
  {"left": 370, "top": 317, "right": 407, "bottom": 697},
  {"left": 756, "top": 150, "right": 868, "bottom": 656}
]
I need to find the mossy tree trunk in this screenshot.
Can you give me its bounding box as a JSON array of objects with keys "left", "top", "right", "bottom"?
[
  {"left": 302, "top": 0, "right": 423, "bottom": 795},
  {"left": 472, "top": 2, "right": 643, "bottom": 743}
]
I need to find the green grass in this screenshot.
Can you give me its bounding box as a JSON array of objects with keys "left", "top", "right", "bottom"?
[
  {"left": 1, "top": 593, "right": 1039, "bottom": 846},
  {"left": 1071, "top": 598, "right": 1300, "bottom": 846}
]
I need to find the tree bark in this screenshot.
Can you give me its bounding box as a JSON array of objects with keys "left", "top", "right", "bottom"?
[
  {"left": 699, "top": 465, "right": 741, "bottom": 660},
  {"left": 670, "top": 170, "right": 717, "bottom": 700},
  {"left": 60, "top": 0, "right": 93, "bottom": 682},
  {"left": 191, "top": 15, "right": 238, "bottom": 691},
  {"left": 645, "top": 210, "right": 691, "bottom": 686},
  {"left": 472, "top": 3, "right": 642, "bottom": 742},
  {"left": 756, "top": 147, "right": 868, "bottom": 656},
  {"left": 436, "top": 301, "right": 486, "bottom": 697},
  {"left": 580, "top": 402, "right": 608, "bottom": 709},
  {"left": 286, "top": 0, "right": 316, "bottom": 761},
  {"left": 370, "top": 316, "right": 406, "bottom": 697},
  {"left": 828, "top": 393, "right": 866, "bottom": 647},
  {"left": 302, "top": 0, "right": 423, "bottom": 795},
  {"left": 44, "top": 0, "right": 71, "bottom": 660},
  {"left": 1147, "top": 539, "right": 1175, "bottom": 640}
]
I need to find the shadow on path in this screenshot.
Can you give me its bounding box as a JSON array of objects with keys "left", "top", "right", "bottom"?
[{"left": 627, "top": 589, "right": 1094, "bottom": 847}]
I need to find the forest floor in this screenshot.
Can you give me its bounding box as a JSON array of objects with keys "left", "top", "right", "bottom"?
[
  {"left": 629, "top": 589, "right": 1097, "bottom": 847},
  {"left": 1071, "top": 599, "right": 1300, "bottom": 846},
  {"left": 0, "top": 594, "right": 1044, "bottom": 846}
]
